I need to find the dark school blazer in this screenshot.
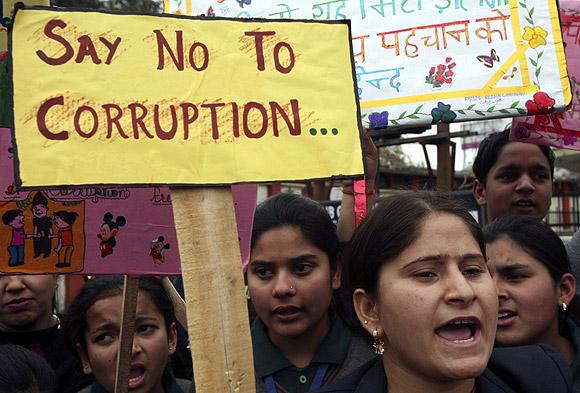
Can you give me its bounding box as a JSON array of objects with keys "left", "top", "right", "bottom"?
[{"left": 313, "top": 344, "right": 575, "bottom": 393}]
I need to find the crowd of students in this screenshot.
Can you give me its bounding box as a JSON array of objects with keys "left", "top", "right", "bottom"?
[{"left": 1, "top": 129, "right": 580, "bottom": 393}]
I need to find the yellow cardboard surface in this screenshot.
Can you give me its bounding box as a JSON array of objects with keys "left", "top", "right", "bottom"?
[{"left": 11, "top": 7, "right": 363, "bottom": 187}]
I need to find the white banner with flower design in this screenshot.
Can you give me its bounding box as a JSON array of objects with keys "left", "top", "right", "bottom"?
[
  {"left": 511, "top": 0, "right": 580, "bottom": 150},
  {"left": 165, "top": 0, "right": 570, "bottom": 128}
]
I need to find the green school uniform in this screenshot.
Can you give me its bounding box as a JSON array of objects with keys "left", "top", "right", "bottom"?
[{"left": 252, "top": 316, "right": 375, "bottom": 393}]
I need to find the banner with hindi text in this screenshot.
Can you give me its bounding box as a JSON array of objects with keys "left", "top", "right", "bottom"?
[{"left": 165, "top": 0, "right": 572, "bottom": 128}]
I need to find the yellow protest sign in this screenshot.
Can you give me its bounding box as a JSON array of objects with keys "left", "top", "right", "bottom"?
[{"left": 11, "top": 6, "right": 363, "bottom": 187}]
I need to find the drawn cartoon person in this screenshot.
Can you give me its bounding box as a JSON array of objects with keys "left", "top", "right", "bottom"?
[
  {"left": 97, "top": 212, "right": 126, "bottom": 258},
  {"left": 150, "top": 236, "right": 170, "bottom": 265},
  {"left": 52, "top": 210, "right": 78, "bottom": 268},
  {"left": 2, "top": 209, "right": 31, "bottom": 267},
  {"left": 31, "top": 192, "right": 52, "bottom": 258}
]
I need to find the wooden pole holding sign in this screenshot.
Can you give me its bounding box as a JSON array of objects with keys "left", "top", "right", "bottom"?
[
  {"left": 114, "top": 275, "right": 140, "bottom": 393},
  {"left": 171, "top": 187, "right": 255, "bottom": 393}
]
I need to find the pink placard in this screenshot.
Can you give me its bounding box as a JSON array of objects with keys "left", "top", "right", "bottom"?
[
  {"left": 511, "top": 0, "right": 580, "bottom": 149},
  {"left": 0, "top": 128, "right": 256, "bottom": 274}
]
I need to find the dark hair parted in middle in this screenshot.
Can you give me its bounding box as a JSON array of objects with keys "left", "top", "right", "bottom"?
[
  {"left": 343, "top": 192, "right": 485, "bottom": 296},
  {"left": 63, "top": 275, "right": 176, "bottom": 353},
  {"left": 251, "top": 193, "right": 339, "bottom": 270},
  {"left": 483, "top": 215, "right": 571, "bottom": 282}
]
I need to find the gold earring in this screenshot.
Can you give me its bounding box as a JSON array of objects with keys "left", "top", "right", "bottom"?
[
  {"left": 52, "top": 314, "right": 61, "bottom": 330},
  {"left": 372, "top": 329, "right": 384, "bottom": 355}
]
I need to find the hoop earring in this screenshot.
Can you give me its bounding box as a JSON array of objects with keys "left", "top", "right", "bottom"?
[{"left": 372, "top": 329, "right": 384, "bottom": 355}]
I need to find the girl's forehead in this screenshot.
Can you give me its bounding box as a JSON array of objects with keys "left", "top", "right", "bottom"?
[
  {"left": 86, "top": 292, "right": 160, "bottom": 321},
  {"left": 88, "top": 295, "right": 123, "bottom": 313}
]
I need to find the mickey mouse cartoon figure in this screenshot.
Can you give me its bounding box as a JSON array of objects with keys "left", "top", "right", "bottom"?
[
  {"left": 150, "top": 236, "right": 170, "bottom": 265},
  {"left": 97, "top": 212, "right": 126, "bottom": 258}
]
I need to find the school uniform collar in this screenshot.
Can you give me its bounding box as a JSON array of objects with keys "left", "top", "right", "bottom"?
[{"left": 251, "top": 316, "right": 352, "bottom": 379}]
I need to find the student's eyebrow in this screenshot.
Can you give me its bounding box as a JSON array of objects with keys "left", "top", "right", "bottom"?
[
  {"left": 135, "top": 316, "right": 159, "bottom": 324},
  {"left": 529, "top": 164, "right": 550, "bottom": 171},
  {"left": 496, "top": 163, "right": 549, "bottom": 172},
  {"left": 249, "top": 260, "right": 273, "bottom": 267},
  {"left": 403, "top": 255, "right": 444, "bottom": 268},
  {"left": 250, "top": 253, "right": 318, "bottom": 266},
  {"left": 495, "top": 164, "right": 520, "bottom": 172},
  {"left": 402, "top": 253, "right": 484, "bottom": 270},
  {"left": 497, "top": 263, "right": 530, "bottom": 273},
  {"left": 289, "top": 254, "right": 317, "bottom": 263},
  {"left": 90, "top": 321, "right": 118, "bottom": 334}
]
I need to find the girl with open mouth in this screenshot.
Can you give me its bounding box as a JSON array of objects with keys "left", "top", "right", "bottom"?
[
  {"left": 63, "top": 276, "right": 193, "bottom": 393},
  {"left": 315, "top": 192, "right": 574, "bottom": 393}
]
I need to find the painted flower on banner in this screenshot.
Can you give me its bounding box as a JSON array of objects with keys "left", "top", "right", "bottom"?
[
  {"left": 425, "top": 57, "right": 456, "bottom": 89},
  {"left": 431, "top": 102, "right": 457, "bottom": 124},
  {"left": 369, "top": 111, "right": 389, "bottom": 128},
  {"left": 525, "top": 91, "right": 555, "bottom": 115},
  {"left": 523, "top": 26, "right": 548, "bottom": 49},
  {"left": 563, "top": 135, "right": 578, "bottom": 146}
]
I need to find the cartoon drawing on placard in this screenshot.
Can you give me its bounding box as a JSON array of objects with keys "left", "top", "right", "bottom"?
[
  {"left": 2, "top": 209, "right": 31, "bottom": 267},
  {"left": 150, "top": 235, "right": 170, "bottom": 265},
  {"left": 476, "top": 48, "right": 500, "bottom": 68},
  {"left": 31, "top": 192, "right": 52, "bottom": 258},
  {"left": 236, "top": 0, "right": 251, "bottom": 8},
  {"left": 502, "top": 67, "right": 518, "bottom": 80},
  {"left": 98, "top": 212, "right": 126, "bottom": 258},
  {"left": 52, "top": 210, "right": 78, "bottom": 268}
]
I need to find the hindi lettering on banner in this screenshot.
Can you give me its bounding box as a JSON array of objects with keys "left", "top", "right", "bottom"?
[
  {"left": 11, "top": 6, "right": 364, "bottom": 188},
  {"left": 165, "top": 0, "right": 571, "bottom": 128},
  {"left": 511, "top": 0, "right": 580, "bottom": 150}
]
